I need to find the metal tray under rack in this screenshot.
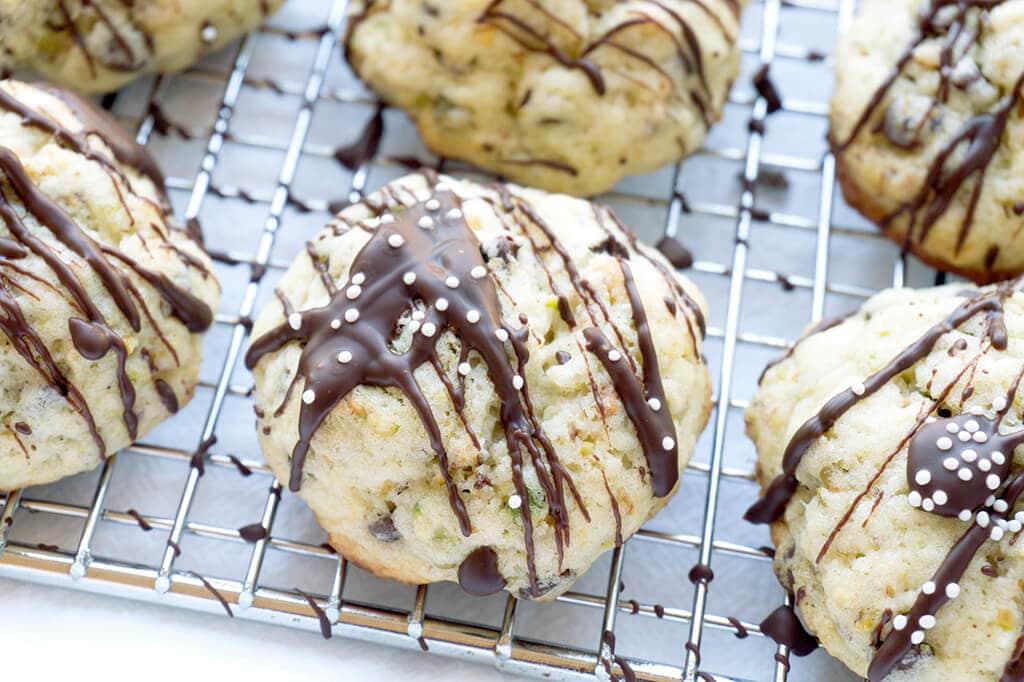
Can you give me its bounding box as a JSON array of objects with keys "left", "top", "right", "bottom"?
[{"left": 0, "top": 0, "right": 951, "bottom": 680}]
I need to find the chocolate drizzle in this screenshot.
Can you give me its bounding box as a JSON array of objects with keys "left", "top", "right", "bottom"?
[
  {"left": 759, "top": 602, "right": 818, "bottom": 656},
  {"left": 334, "top": 103, "right": 384, "bottom": 170},
  {"left": 457, "top": 546, "right": 506, "bottom": 596}
]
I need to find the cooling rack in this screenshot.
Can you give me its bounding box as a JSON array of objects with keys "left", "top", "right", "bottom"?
[{"left": 0, "top": 0, "right": 951, "bottom": 680}]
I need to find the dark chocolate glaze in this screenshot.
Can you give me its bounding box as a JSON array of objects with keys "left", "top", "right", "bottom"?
[
  {"left": 655, "top": 236, "right": 694, "bottom": 269},
  {"left": 752, "top": 64, "right": 782, "bottom": 113},
  {"left": 687, "top": 562, "right": 713, "bottom": 584},
  {"left": 126, "top": 508, "right": 152, "bottom": 531},
  {"left": 600, "top": 630, "right": 637, "bottom": 682},
  {"left": 334, "top": 103, "right": 384, "bottom": 170},
  {"left": 189, "top": 571, "right": 234, "bottom": 618},
  {"left": 759, "top": 602, "right": 818, "bottom": 656},
  {"left": 238, "top": 523, "right": 268, "bottom": 542},
  {"left": 296, "top": 589, "right": 333, "bottom": 639}
]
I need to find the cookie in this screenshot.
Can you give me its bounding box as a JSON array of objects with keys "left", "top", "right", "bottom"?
[
  {"left": 830, "top": 0, "right": 1024, "bottom": 284},
  {"left": 0, "top": 0, "right": 284, "bottom": 93},
  {"left": 747, "top": 280, "right": 1024, "bottom": 680},
  {"left": 246, "top": 172, "right": 710, "bottom": 599},
  {"left": 343, "top": 0, "right": 744, "bottom": 196},
  {"left": 0, "top": 79, "right": 219, "bottom": 490}
]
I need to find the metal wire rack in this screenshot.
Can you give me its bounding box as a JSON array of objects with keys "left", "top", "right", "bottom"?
[{"left": 0, "top": 0, "right": 947, "bottom": 679}]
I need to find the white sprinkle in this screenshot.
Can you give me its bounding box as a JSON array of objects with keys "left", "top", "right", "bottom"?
[
  {"left": 403, "top": 272, "right": 417, "bottom": 286},
  {"left": 1009, "top": 520, "right": 1023, "bottom": 533},
  {"left": 946, "top": 422, "right": 961, "bottom": 434},
  {"left": 495, "top": 329, "right": 509, "bottom": 342},
  {"left": 988, "top": 496, "right": 997, "bottom": 507},
  {"left": 962, "top": 449, "right": 978, "bottom": 463},
  {"left": 851, "top": 381, "right": 866, "bottom": 396},
  {"left": 330, "top": 318, "right": 341, "bottom": 330},
  {"left": 945, "top": 583, "right": 960, "bottom": 599},
  {"left": 978, "top": 511, "right": 991, "bottom": 528},
  {"left": 987, "top": 474, "right": 1001, "bottom": 490},
  {"left": 922, "top": 498, "right": 935, "bottom": 512},
  {"left": 409, "top": 320, "right": 421, "bottom": 333},
  {"left": 958, "top": 468, "right": 973, "bottom": 481},
  {"left": 344, "top": 308, "right": 359, "bottom": 323},
  {"left": 943, "top": 457, "right": 959, "bottom": 471},
  {"left": 201, "top": 23, "right": 219, "bottom": 43},
  {"left": 346, "top": 285, "right": 362, "bottom": 300},
  {"left": 911, "top": 631, "right": 924, "bottom": 645},
  {"left": 1016, "top": 511, "right": 1024, "bottom": 524},
  {"left": 380, "top": 214, "right": 396, "bottom": 224},
  {"left": 937, "top": 437, "right": 953, "bottom": 451},
  {"left": 288, "top": 313, "right": 302, "bottom": 330},
  {"left": 926, "top": 416, "right": 937, "bottom": 424},
  {"left": 412, "top": 310, "right": 426, "bottom": 321},
  {"left": 994, "top": 397, "right": 1008, "bottom": 412},
  {"left": 470, "top": 265, "right": 487, "bottom": 280},
  {"left": 608, "top": 350, "right": 622, "bottom": 362},
  {"left": 922, "top": 581, "right": 936, "bottom": 594},
  {"left": 958, "top": 431, "right": 972, "bottom": 442},
  {"left": 302, "top": 389, "right": 316, "bottom": 404},
  {"left": 892, "top": 615, "right": 908, "bottom": 631},
  {"left": 970, "top": 405, "right": 986, "bottom": 415},
  {"left": 418, "top": 216, "right": 435, "bottom": 229},
  {"left": 435, "top": 298, "right": 449, "bottom": 312},
  {"left": 434, "top": 183, "right": 449, "bottom": 192},
  {"left": 648, "top": 398, "right": 662, "bottom": 412},
  {"left": 992, "top": 526, "right": 1006, "bottom": 542},
  {"left": 337, "top": 350, "right": 352, "bottom": 364},
  {"left": 458, "top": 362, "right": 471, "bottom": 376},
  {"left": 920, "top": 615, "right": 936, "bottom": 629},
  {"left": 966, "top": 419, "right": 980, "bottom": 433},
  {"left": 662, "top": 436, "right": 675, "bottom": 451},
  {"left": 995, "top": 499, "right": 1010, "bottom": 513},
  {"left": 512, "top": 375, "right": 524, "bottom": 390},
  {"left": 425, "top": 199, "right": 441, "bottom": 211},
  {"left": 467, "top": 310, "right": 481, "bottom": 324},
  {"left": 933, "top": 490, "right": 948, "bottom": 506},
  {"left": 421, "top": 322, "right": 437, "bottom": 338},
  {"left": 445, "top": 276, "right": 460, "bottom": 289},
  {"left": 915, "top": 470, "right": 932, "bottom": 486},
  {"left": 908, "top": 491, "right": 923, "bottom": 508},
  {"left": 959, "top": 509, "right": 973, "bottom": 521},
  {"left": 352, "top": 272, "right": 366, "bottom": 285},
  {"left": 387, "top": 234, "right": 405, "bottom": 248},
  {"left": 974, "top": 431, "right": 989, "bottom": 444},
  {"left": 508, "top": 494, "right": 522, "bottom": 510},
  {"left": 446, "top": 208, "right": 463, "bottom": 220},
  {"left": 979, "top": 459, "right": 992, "bottom": 472},
  {"left": 993, "top": 451, "right": 1006, "bottom": 465}
]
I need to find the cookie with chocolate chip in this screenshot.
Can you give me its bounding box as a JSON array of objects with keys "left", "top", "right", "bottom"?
[
  {"left": 246, "top": 172, "right": 710, "bottom": 599},
  {"left": 0, "top": 0, "right": 284, "bottom": 93},
  {"left": 0, "top": 80, "right": 219, "bottom": 490},
  {"left": 831, "top": 0, "right": 1024, "bottom": 284},
  {"left": 344, "top": 0, "right": 745, "bottom": 196},
  {"left": 747, "top": 280, "right": 1024, "bottom": 679}
]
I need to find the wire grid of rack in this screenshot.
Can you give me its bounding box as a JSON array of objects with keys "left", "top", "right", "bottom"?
[{"left": 0, "top": 0, "right": 951, "bottom": 680}]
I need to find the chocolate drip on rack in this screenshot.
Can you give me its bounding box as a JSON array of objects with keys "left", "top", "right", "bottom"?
[{"left": 759, "top": 601, "right": 818, "bottom": 656}]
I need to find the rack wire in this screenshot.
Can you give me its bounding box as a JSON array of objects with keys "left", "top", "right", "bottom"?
[{"left": 0, "top": 0, "right": 940, "bottom": 679}]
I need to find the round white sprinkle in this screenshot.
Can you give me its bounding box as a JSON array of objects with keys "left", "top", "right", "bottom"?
[
  {"left": 425, "top": 199, "right": 441, "bottom": 211},
  {"left": 446, "top": 208, "right": 463, "bottom": 220},
  {"left": 915, "top": 469, "right": 932, "bottom": 486},
  {"left": 302, "top": 389, "right": 316, "bottom": 404},
  {"left": 412, "top": 311, "right": 426, "bottom": 322},
  {"left": 933, "top": 490, "right": 948, "bottom": 505},
  {"left": 380, "top": 214, "right": 396, "bottom": 224},
  {"left": 987, "top": 474, "right": 1001, "bottom": 490},
  {"left": 959, "top": 509, "right": 973, "bottom": 521},
  {"left": 648, "top": 398, "right": 662, "bottom": 411},
  {"left": 919, "top": 615, "right": 936, "bottom": 629},
  {"left": 965, "top": 419, "right": 980, "bottom": 433},
  {"left": 409, "top": 320, "right": 421, "bottom": 333},
  {"left": 958, "top": 431, "right": 972, "bottom": 442},
  {"left": 892, "top": 615, "right": 908, "bottom": 631},
  {"left": 943, "top": 457, "right": 959, "bottom": 471},
  {"left": 458, "top": 362, "right": 471, "bottom": 376},
  {"left": 911, "top": 631, "right": 924, "bottom": 645},
  {"left": 466, "top": 310, "right": 481, "bottom": 324},
  {"left": 445, "top": 276, "right": 460, "bottom": 289},
  {"left": 346, "top": 285, "right": 362, "bottom": 300},
  {"left": 922, "top": 498, "right": 935, "bottom": 512},
  {"left": 329, "top": 318, "right": 342, "bottom": 330},
  {"left": 992, "top": 451, "right": 1006, "bottom": 465},
  {"left": 512, "top": 375, "right": 524, "bottom": 390},
  {"left": 851, "top": 382, "right": 866, "bottom": 396},
  {"left": 201, "top": 24, "right": 219, "bottom": 43},
  {"left": 974, "top": 431, "right": 989, "bottom": 444},
  {"left": 387, "top": 234, "right": 405, "bottom": 248},
  {"left": 470, "top": 266, "right": 487, "bottom": 280},
  {"left": 662, "top": 436, "right": 675, "bottom": 451},
  {"left": 435, "top": 298, "right": 449, "bottom": 312},
  {"left": 979, "top": 459, "right": 992, "bottom": 472},
  {"left": 417, "top": 216, "right": 435, "bottom": 229},
  {"left": 995, "top": 499, "right": 1010, "bottom": 513},
  {"left": 508, "top": 494, "right": 522, "bottom": 510},
  {"left": 994, "top": 397, "right": 1008, "bottom": 412},
  {"left": 987, "top": 496, "right": 997, "bottom": 507},
  {"left": 608, "top": 350, "right": 622, "bottom": 362},
  {"left": 352, "top": 273, "right": 366, "bottom": 285},
  {"left": 337, "top": 350, "right": 352, "bottom": 364},
  {"left": 421, "top": 323, "right": 437, "bottom": 338},
  {"left": 962, "top": 449, "right": 978, "bottom": 463},
  {"left": 991, "top": 526, "right": 1006, "bottom": 542},
  {"left": 922, "top": 581, "right": 936, "bottom": 594},
  {"left": 958, "top": 468, "right": 973, "bottom": 481},
  {"left": 945, "top": 583, "right": 960, "bottom": 598},
  {"left": 345, "top": 308, "right": 359, "bottom": 323},
  {"left": 937, "top": 437, "right": 953, "bottom": 451},
  {"left": 977, "top": 511, "right": 991, "bottom": 528},
  {"left": 908, "top": 491, "right": 923, "bottom": 508},
  {"left": 403, "top": 272, "right": 417, "bottom": 285},
  {"left": 495, "top": 329, "right": 509, "bottom": 342},
  {"left": 288, "top": 313, "right": 302, "bottom": 330},
  {"left": 1009, "top": 520, "right": 1023, "bottom": 533},
  {"left": 946, "top": 422, "right": 961, "bottom": 434}
]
